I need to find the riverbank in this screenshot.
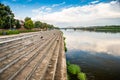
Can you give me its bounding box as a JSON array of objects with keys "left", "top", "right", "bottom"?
[{"left": 63, "top": 35, "right": 87, "bottom": 80}]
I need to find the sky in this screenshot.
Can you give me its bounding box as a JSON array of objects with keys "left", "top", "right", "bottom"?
[{"left": 0, "top": 0, "right": 120, "bottom": 27}]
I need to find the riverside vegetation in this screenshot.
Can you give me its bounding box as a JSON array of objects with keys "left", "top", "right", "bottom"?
[
  {"left": 79, "top": 25, "right": 120, "bottom": 33},
  {"left": 0, "top": 29, "right": 39, "bottom": 35},
  {"left": 67, "top": 62, "right": 87, "bottom": 80},
  {"left": 64, "top": 36, "right": 87, "bottom": 80}
]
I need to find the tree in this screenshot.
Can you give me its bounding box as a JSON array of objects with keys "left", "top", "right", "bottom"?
[
  {"left": 34, "top": 21, "right": 42, "bottom": 28},
  {"left": 0, "top": 3, "right": 15, "bottom": 29},
  {"left": 24, "top": 17, "right": 31, "bottom": 22},
  {"left": 41, "top": 23, "right": 47, "bottom": 29},
  {"left": 24, "top": 20, "right": 34, "bottom": 29},
  {"left": 15, "top": 19, "right": 21, "bottom": 29}
]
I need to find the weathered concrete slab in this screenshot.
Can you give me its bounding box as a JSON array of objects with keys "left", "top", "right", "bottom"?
[{"left": 0, "top": 30, "right": 67, "bottom": 80}]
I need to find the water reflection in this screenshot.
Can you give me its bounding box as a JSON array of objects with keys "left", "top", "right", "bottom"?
[
  {"left": 64, "top": 30, "right": 120, "bottom": 56},
  {"left": 63, "top": 30, "right": 120, "bottom": 80}
]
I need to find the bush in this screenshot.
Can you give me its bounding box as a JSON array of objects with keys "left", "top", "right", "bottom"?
[
  {"left": 24, "top": 20, "right": 34, "bottom": 29},
  {"left": 6, "top": 30, "right": 19, "bottom": 35},
  {"left": 67, "top": 64, "right": 81, "bottom": 75},
  {"left": 67, "top": 61, "right": 87, "bottom": 80},
  {"left": 0, "top": 30, "right": 20, "bottom": 35},
  {"left": 77, "top": 72, "right": 86, "bottom": 80}
]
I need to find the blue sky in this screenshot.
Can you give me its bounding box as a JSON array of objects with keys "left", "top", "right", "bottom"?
[{"left": 1, "top": 0, "right": 120, "bottom": 27}]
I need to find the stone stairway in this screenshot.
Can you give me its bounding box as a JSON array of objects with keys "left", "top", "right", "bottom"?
[{"left": 0, "top": 30, "right": 67, "bottom": 80}]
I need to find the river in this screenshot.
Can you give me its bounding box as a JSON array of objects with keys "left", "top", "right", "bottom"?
[{"left": 63, "top": 29, "right": 120, "bottom": 80}]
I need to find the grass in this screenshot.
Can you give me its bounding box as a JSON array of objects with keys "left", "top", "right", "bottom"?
[
  {"left": 0, "top": 29, "right": 39, "bottom": 35},
  {"left": 0, "top": 30, "right": 20, "bottom": 35}
]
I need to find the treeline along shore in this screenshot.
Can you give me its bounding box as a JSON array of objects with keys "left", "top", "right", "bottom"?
[{"left": 79, "top": 25, "right": 120, "bottom": 33}]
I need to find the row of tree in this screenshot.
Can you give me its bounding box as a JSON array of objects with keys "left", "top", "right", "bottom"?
[
  {"left": 24, "top": 17, "right": 56, "bottom": 30},
  {"left": 0, "top": 3, "right": 58, "bottom": 30}
]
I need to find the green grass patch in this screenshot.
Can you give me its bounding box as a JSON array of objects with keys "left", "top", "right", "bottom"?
[
  {"left": 0, "top": 29, "right": 39, "bottom": 35},
  {"left": 0, "top": 30, "right": 19, "bottom": 35}
]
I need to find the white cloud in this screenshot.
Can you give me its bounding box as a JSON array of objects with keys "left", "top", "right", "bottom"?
[
  {"left": 52, "top": 2, "right": 66, "bottom": 7},
  {"left": 32, "top": 6, "right": 52, "bottom": 16},
  {"left": 32, "top": 1, "right": 120, "bottom": 27},
  {"left": 90, "top": 0, "right": 99, "bottom": 4}
]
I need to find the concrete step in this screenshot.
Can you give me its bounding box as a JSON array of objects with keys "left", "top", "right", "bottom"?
[
  {"left": 0, "top": 38, "right": 37, "bottom": 62},
  {"left": 0, "top": 34, "right": 39, "bottom": 58},
  {"left": 0, "top": 34, "right": 56, "bottom": 80},
  {"left": 0, "top": 31, "right": 42, "bottom": 42},
  {"left": 0, "top": 37, "right": 44, "bottom": 69},
  {"left": 14, "top": 36, "right": 58, "bottom": 80},
  {"left": 28, "top": 36, "right": 59, "bottom": 80},
  {"left": 0, "top": 31, "right": 52, "bottom": 53},
  {"left": 0, "top": 30, "right": 67, "bottom": 80},
  {"left": 0, "top": 31, "right": 56, "bottom": 61},
  {"left": 43, "top": 35, "right": 61, "bottom": 80},
  {"left": 54, "top": 34, "right": 67, "bottom": 80}
]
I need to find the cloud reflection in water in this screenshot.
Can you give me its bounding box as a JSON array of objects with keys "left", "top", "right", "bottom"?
[{"left": 64, "top": 30, "right": 120, "bottom": 56}]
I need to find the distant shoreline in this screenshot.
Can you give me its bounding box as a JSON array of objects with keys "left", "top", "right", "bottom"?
[{"left": 61, "top": 25, "right": 120, "bottom": 33}]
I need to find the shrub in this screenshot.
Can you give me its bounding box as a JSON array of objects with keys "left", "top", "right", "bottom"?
[
  {"left": 67, "top": 61, "right": 87, "bottom": 80},
  {"left": 24, "top": 20, "right": 34, "bottom": 29},
  {"left": 77, "top": 72, "right": 86, "bottom": 80},
  {"left": 0, "top": 30, "right": 20, "bottom": 35},
  {"left": 67, "top": 64, "right": 81, "bottom": 75},
  {"left": 6, "top": 30, "right": 19, "bottom": 35}
]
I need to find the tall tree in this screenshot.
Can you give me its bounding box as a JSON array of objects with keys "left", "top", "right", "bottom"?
[
  {"left": 15, "top": 19, "right": 21, "bottom": 29},
  {"left": 34, "top": 21, "right": 42, "bottom": 28},
  {"left": 24, "top": 17, "right": 31, "bottom": 22},
  {"left": 24, "top": 20, "right": 34, "bottom": 29},
  {"left": 0, "top": 3, "right": 14, "bottom": 29}
]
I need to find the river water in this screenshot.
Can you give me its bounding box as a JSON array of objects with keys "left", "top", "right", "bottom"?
[{"left": 63, "top": 30, "right": 120, "bottom": 80}]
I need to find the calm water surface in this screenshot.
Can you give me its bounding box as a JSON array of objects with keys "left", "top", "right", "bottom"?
[{"left": 63, "top": 30, "right": 120, "bottom": 80}]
